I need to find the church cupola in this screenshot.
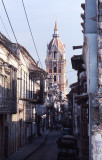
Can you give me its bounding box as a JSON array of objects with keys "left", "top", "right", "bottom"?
[{"left": 48, "top": 22, "right": 65, "bottom": 56}]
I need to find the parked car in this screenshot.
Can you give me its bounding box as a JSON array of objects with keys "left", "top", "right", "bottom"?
[
  {"left": 56, "top": 124, "right": 62, "bottom": 130},
  {"left": 57, "top": 135, "right": 79, "bottom": 160},
  {"left": 57, "top": 147, "right": 77, "bottom": 160}
]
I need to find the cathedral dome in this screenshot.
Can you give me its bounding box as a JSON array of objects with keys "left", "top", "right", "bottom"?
[{"left": 48, "top": 22, "right": 65, "bottom": 53}]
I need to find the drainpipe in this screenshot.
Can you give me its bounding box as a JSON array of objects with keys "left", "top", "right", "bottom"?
[
  {"left": 73, "top": 94, "right": 75, "bottom": 135},
  {"left": 89, "top": 93, "right": 92, "bottom": 160}
]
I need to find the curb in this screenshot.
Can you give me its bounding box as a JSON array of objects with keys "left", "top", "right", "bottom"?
[{"left": 24, "top": 132, "right": 50, "bottom": 160}]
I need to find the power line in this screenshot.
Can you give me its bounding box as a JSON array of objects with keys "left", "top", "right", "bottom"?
[
  {"left": 1, "top": 0, "right": 18, "bottom": 44},
  {"left": 0, "top": 15, "right": 11, "bottom": 40},
  {"left": 21, "top": 0, "right": 43, "bottom": 69},
  {"left": 1, "top": 0, "right": 36, "bottom": 76},
  {"left": 0, "top": 1, "right": 44, "bottom": 97},
  {"left": 66, "top": 70, "right": 76, "bottom": 73}
]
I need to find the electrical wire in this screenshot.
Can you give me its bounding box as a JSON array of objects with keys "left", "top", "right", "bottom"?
[
  {"left": 1, "top": 0, "right": 40, "bottom": 72},
  {"left": 1, "top": 0, "right": 32, "bottom": 71},
  {"left": 0, "top": 1, "right": 44, "bottom": 103},
  {"left": 21, "top": 0, "right": 43, "bottom": 68},
  {"left": 66, "top": 70, "right": 76, "bottom": 73},
  {"left": 1, "top": 0, "right": 18, "bottom": 44},
  {"left": 0, "top": 15, "right": 11, "bottom": 40}
]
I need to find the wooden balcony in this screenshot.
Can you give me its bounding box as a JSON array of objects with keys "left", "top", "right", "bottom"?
[
  {"left": 29, "top": 91, "right": 43, "bottom": 104},
  {"left": 0, "top": 97, "right": 17, "bottom": 114},
  {"left": 20, "top": 91, "right": 44, "bottom": 104},
  {"left": 0, "top": 63, "right": 17, "bottom": 114},
  {"left": 71, "top": 55, "right": 85, "bottom": 72}
]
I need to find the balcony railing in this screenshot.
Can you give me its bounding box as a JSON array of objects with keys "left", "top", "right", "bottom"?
[{"left": 20, "top": 91, "right": 44, "bottom": 104}]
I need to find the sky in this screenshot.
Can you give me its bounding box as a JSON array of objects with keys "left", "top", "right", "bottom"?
[{"left": 0, "top": 0, "right": 84, "bottom": 91}]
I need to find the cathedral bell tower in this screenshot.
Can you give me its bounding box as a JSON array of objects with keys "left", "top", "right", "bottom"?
[{"left": 45, "top": 22, "right": 68, "bottom": 98}]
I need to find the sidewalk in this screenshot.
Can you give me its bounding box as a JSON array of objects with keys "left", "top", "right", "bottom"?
[{"left": 6, "top": 129, "right": 50, "bottom": 160}]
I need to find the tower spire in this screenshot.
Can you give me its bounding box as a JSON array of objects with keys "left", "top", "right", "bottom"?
[
  {"left": 55, "top": 21, "right": 58, "bottom": 31},
  {"left": 54, "top": 21, "right": 59, "bottom": 37}
]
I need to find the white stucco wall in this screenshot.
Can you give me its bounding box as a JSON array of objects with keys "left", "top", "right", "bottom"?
[{"left": 85, "top": 34, "right": 98, "bottom": 94}]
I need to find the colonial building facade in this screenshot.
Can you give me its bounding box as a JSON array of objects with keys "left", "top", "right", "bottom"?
[
  {"left": 70, "top": 55, "right": 89, "bottom": 160},
  {"left": 45, "top": 22, "right": 68, "bottom": 99},
  {"left": 0, "top": 32, "right": 47, "bottom": 160},
  {"left": 81, "top": 1, "right": 101, "bottom": 160}
]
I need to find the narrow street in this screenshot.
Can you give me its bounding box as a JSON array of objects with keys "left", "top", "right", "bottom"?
[
  {"left": 27, "top": 130, "right": 60, "bottom": 160},
  {"left": 0, "top": 1, "right": 98, "bottom": 160}
]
